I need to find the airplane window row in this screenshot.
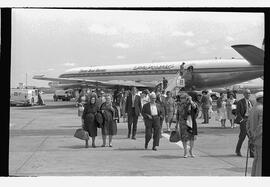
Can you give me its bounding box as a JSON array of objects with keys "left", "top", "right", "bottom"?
[{"left": 61, "top": 70, "right": 181, "bottom": 78}]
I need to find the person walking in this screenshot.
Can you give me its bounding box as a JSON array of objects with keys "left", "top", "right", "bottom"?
[
  {"left": 164, "top": 91, "right": 175, "bottom": 132},
  {"left": 247, "top": 91, "right": 263, "bottom": 176},
  {"left": 100, "top": 94, "right": 118, "bottom": 147},
  {"left": 77, "top": 90, "right": 89, "bottom": 107},
  {"left": 156, "top": 92, "right": 166, "bottom": 135},
  {"left": 201, "top": 90, "right": 212, "bottom": 124},
  {"left": 226, "top": 92, "right": 236, "bottom": 128},
  {"left": 125, "top": 87, "right": 142, "bottom": 139},
  {"left": 141, "top": 90, "right": 150, "bottom": 107},
  {"left": 120, "top": 90, "right": 128, "bottom": 122},
  {"left": 82, "top": 95, "right": 99, "bottom": 148},
  {"left": 77, "top": 90, "right": 89, "bottom": 124},
  {"left": 97, "top": 90, "right": 106, "bottom": 108},
  {"left": 162, "top": 77, "right": 168, "bottom": 90},
  {"left": 141, "top": 92, "right": 164, "bottom": 151},
  {"left": 175, "top": 93, "right": 198, "bottom": 158},
  {"left": 216, "top": 93, "right": 227, "bottom": 128},
  {"left": 235, "top": 89, "right": 254, "bottom": 157}
]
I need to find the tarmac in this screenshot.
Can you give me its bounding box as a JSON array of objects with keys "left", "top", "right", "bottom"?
[{"left": 9, "top": 94, "right": 253, "bottom": 176}]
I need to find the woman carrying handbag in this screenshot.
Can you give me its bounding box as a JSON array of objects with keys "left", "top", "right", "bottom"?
[
  {"left": 81, "top": 95, "right": 99, "bottom": 148},
  {"left": 175, "top": 93, "right": 198, "bottom": 158}
]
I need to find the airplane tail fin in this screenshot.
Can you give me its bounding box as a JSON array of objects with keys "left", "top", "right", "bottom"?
[{"left": 231, "top": 44, "right": 264, "bottom": 65}]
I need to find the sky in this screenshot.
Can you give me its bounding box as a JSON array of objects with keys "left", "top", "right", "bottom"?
[{"left": 11, "top": 9, "right": 264, "bottom": 88}]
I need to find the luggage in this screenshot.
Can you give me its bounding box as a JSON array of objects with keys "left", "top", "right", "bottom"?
[
  {"left": 74, "top": 128, "right": 89, "bottom": 140},
  {"left": 169, "top": 130, "right": 181, "bottom": 142}
]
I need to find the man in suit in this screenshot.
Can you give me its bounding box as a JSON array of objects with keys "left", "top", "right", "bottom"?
[
  {"left": 235, "top": 89, "right": 254, "bottom": 157},
  {"left": 125, "top": 87, "right": 142, "bottom": 139},
  {"left": 201, "top": 90, "right": 212, "bottom": 124},
  {"left": 247, "top": 91, "right": 263, "bottom": 176},
  {"left": 142, "top": 92, "right": 164, "bottom": 151}
]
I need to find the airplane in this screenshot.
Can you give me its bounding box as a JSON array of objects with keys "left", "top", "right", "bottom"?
[{"left": 33, "top": 44, "right": 264, "bottom": 92}]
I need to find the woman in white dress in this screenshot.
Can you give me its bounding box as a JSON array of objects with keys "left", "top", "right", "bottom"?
[
  {"left": 226, "top": 93, "right": 236, "bottom": 128},
  {"left": 216, "top": 93, "right": 227, "bottom": 128}
]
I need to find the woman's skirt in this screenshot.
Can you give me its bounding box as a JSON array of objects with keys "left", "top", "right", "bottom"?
[
  {"left": 102, "top": 120, "right": 117, "bottom": 136},
  {"left": 218, "top": 108, "right": 227, "bottom": 120},
  {"left": 179, "top": 120, "right": 194, "bottom": 141},
  {"left": 226, "top": 108, "right": 235, "bottom": 120}
]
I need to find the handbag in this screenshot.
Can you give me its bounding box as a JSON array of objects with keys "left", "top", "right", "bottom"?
[
  {"left": 74, "top": 128, "right": 89, "bottom": 140},
  {"left": 169, "top": 130, "right": 181, "bottom": 142}
]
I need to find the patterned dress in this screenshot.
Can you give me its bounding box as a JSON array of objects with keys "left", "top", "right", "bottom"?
[
  {"left": 100, "top": 102, "right": 118, "bottom": 136},
  {"left": 226, "top": 98, "right": 236, "bottom": 120},
  {"left": 176, "top": 102, "right": 194, "bottom": 141}
]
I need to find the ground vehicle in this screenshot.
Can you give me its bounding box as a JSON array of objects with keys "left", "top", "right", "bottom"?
[
  {"left": 53, "top": 90, "right": 72, "bottom": 101},
  {"left": 10, "top": 88, "right": 38, "bottom": 106}
]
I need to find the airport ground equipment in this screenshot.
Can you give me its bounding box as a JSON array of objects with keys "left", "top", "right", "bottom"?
[
  {"left": 53, "top": 90, "right": 72, "bottom": 101},
  {"left": 10, "top": 88, "right": 38, "bottom": 106}
]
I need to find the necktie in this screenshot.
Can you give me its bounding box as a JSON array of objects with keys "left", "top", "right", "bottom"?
[{"left": 248, "top": 100, "right": 251, "bottom": 109}]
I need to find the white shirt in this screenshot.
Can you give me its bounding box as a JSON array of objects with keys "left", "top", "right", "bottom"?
[
  {"left": 150, "top": 103, "right": 158, "bottom": 116},
  {"left": 132, "top": 94, "right": 135, "bottom": 107},
  {"left": 245, "top": 98, "right": 252, "bottom": 117}
]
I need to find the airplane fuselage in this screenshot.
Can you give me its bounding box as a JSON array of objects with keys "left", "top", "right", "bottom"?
[{"left": 55, "top": 59, "right": 263, "bottom": 89}]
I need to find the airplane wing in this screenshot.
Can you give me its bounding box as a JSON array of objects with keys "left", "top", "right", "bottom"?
[
  {"left": 33, "top": 75, "right": 155, "bottom": 88},
  {"left": 231, "top": 44, "right": 264, "bottom": 65}
]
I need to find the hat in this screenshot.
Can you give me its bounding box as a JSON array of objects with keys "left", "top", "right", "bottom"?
[{"left": 255, "top": 91, "right": 263, "bottom": 99}]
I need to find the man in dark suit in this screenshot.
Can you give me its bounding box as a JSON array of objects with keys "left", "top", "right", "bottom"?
[
  {"left": 141, "top": 92, "right": 164, "bottom": 151},
  {"left": 125, "top": 87, "right": 142, "bottom": 139},
  {"left": 235, "top": 89, "right": 254, "bottom": 157}
]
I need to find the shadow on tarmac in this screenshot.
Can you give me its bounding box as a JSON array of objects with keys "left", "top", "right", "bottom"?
[
  {"left": 199, "top": 154, "right": 238, "bottom": 158},
  {"left": 114, "top": 148, "right": 146, "bottom": 151},
  {"left": 141, "top": 155, "right": 183, "bottom": 159},
  {"left": 59, "top": 145, "right": 88, "bottom": 149}
]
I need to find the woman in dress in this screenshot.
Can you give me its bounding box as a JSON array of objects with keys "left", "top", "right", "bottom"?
[
  {"left": 82, "top": 95, "right": 99, "bottom": 148},
  {"left": 216, "top": 93, "right": 227, "bottom": 128},
  {"left": 226, "top": 92, "right": 236, "bottom": 128},
  {"left": 120, "top": 91, "right": 129, "bottom": 122},
  {"left": 100, "top": 94, "right": 118, "bottom": 147},
  {"left": 77, "top": 90, "right": 89, "bottom": 124},
  {"left": 176, "top": 93, "right": 199, "bottom": 158}
]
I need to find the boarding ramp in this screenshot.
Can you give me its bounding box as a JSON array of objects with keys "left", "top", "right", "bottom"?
[{"left": 165, "top": 74, "right": 185, "bottom": 96}]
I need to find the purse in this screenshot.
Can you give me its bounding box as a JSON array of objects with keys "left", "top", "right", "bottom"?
[
  {"left": 169, "top": 130, "right": 181, "bottom": 142},
  {"left": 74, "top": 128, "right": 89, "bottom": 140}
]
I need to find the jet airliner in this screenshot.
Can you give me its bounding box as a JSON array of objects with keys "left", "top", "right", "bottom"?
[{"left": 33, "top": 44, "right": 264, "bottom": 91}]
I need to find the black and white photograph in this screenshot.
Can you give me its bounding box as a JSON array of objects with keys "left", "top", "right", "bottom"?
[{"left": 7, "top": 8, "right": 264, "bottom": 177}]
